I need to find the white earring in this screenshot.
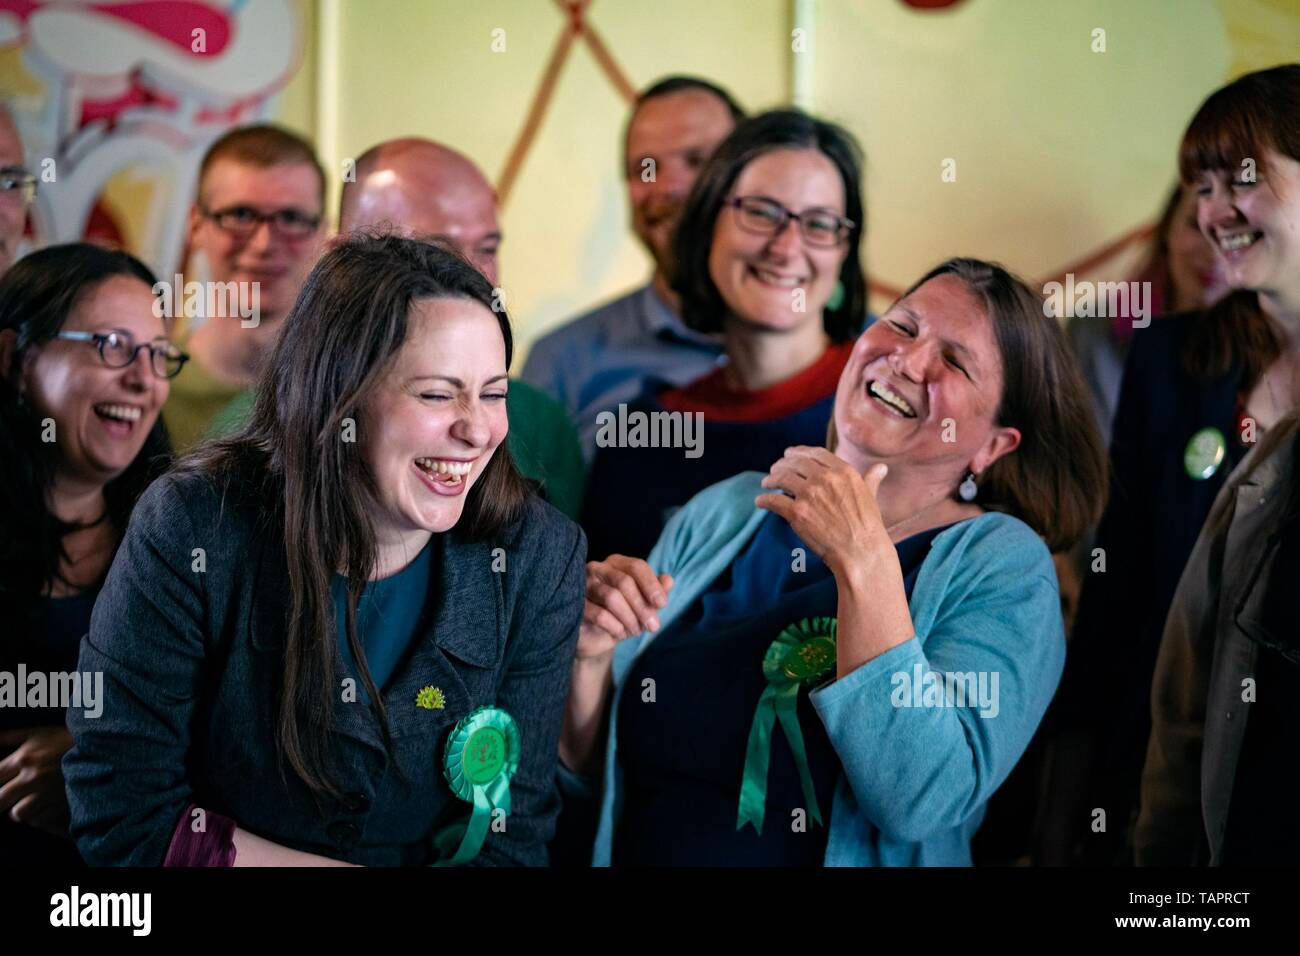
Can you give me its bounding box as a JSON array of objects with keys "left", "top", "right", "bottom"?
[{"left": 958, "top": 471, "right": 978, "bottom": 502}]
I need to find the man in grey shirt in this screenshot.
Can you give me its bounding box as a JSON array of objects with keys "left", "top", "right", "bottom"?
[{"left": 521, "top": 76, "right": 742, "bottom": 460}]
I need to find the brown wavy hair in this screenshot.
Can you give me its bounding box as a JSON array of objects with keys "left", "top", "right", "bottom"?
[{"left": 177, "top": 233, "right": 531, "bottom": 801}]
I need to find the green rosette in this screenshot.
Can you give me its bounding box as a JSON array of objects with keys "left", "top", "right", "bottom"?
[
  {"left": 430, "top": 705, "right": 520, "bottom": 866},
  {"left": 737, "top": 617, "right": 837, "bottom": 835}
]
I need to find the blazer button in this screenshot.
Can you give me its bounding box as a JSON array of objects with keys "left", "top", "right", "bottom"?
[
  {"left": 327, "top": 821, "right": 361, "bottom": 845},
  {"left": 343, "top": 792, "right": 370, "bottom": 813}
]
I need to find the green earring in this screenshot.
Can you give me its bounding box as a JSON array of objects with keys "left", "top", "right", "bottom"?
[{"left": 826, "top": 279, "right": 845, "bottom": 312}]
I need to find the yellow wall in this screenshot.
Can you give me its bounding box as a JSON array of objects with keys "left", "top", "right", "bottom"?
[
  {"left": 5, "top": 0, "right": 1298, "bottom": 363},
  {"left": 315, "top": 0, "right": 1296, "bottom": 361},
  {"left": 324, "top": 0, "right": 791, "bottom": 363}
]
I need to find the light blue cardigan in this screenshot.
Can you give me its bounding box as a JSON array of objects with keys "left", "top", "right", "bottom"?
[{"left": 569, "top": 470, "right": 1065, "bottom": 866}]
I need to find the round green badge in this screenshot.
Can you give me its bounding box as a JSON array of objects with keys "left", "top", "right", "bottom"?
[
  {"left": 781, "top": 634, "right": 836, "bottom": 681},
  {"left": 432, "top": 706, "right": 520, "bottom": 866},
  {"left": 463, "top": 726, "right": 507, "bottom": 785},
  {"left": 1184, "top": 427, "right": 1226, "bottom": 481},
  {"left": 739, "top": 617, "right": 839, "bottom": 835}
]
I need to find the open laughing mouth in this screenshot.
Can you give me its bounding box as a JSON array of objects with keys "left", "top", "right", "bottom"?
[
  {"left": 866, "top": 380, "right": 918, "bottom": 418},
  {"left": 93, "top": 403, "right": 143, "bottom": 435},
  {"left": 1217, "top": 230, "right": 1263, "bottom": 255},
  {"left": 748, "top": 265, "right": 804, "bottom": 288},
  {"left": 413, "top": 457, "right": 474, "bottom": 496}
]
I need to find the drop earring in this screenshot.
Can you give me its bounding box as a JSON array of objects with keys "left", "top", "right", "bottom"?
[{"left": 958, "top": 470, "right": 978, "bottom": 502}]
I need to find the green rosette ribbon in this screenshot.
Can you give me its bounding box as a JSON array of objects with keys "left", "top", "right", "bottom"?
[
  {"left": 737, "top": 617, "right": 837, "bottom": 835},
  {"left": 430, "top": 705, "right": 520, "bottom": 866}
]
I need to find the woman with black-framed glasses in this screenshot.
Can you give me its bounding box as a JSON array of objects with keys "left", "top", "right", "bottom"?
[
  {"left": 0, "top": 243, "right": 173, "bottom": 865},
  {"left": 579, "top": 109, "right": 869, "bottom": 564}
]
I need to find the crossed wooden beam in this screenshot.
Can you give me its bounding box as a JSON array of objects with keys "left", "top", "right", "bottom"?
[
  {"left": 496, "top": 0, "right": 1158, "bottom": 301},
  {"left": 496, "top": 0, "right": 635, "bottom": 206}
]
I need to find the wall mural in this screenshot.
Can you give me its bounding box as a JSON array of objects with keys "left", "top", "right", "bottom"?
[{"left": 0, "top": 0, "right": 304, "bottom": 275}]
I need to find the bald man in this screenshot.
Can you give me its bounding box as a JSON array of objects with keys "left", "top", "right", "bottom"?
[
  {"left": 0, "top": 105, "right": 33, "bottom": 275},
  {"left": 338, "top": 137, "right": 585, "bottom": 519},
  {"left": 340, "top": 138, "right": 501, "bottom": 283}
]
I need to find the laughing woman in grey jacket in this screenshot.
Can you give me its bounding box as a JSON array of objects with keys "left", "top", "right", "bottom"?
[{"left": 63, "top": 235, "right": 585, "bottom": 866}]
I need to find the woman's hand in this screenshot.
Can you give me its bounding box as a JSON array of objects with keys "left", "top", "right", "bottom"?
[
  {"left": 756, "top": 446, "right": 893, "bottom": 583},
  {"left": 757, "top": 447, "right": 915, "bottom": 677},
  {"left": 563, "top": 556, "right": 673, "bottom": 775},
  {"left": 578, "top": 555, "right": 674, "bottom": 661},
  {"left": 0, "top": 725, "right": 75, "bottom": 837}
]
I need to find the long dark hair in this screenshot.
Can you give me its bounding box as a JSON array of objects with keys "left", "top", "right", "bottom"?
[
  {"left": 1178, "top": 63, "right": 1300, "bottom": 385},
  {"left": 0, "top": 243, "right": 171, "bottom": 638},
  {"left": 177, "top": 232, "right": 532, "bottom": 801},
  {"left": 672, "top": 108, "right": 867, "bottom": 341}
]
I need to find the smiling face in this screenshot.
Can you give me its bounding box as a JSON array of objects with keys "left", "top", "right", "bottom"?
[
  {"left": 190, "top": 158, "right": 325, "bottom": 330},
  {"left": 1194, "top": 148, "right": 1300, "bottom": 305},
  {"left": 20, "top": 275, "right": 169, "bottom": 488},
  {"left": 833, "top": 273, "right": 1019, "bottom": 482},
  {"left": 1167, "top": 186, "right": 1227, "bottom": 312},
  {"left": 708, "top": 147, "right": 848, "bottom": 332},
  {"left": 360, "top": 296, "right": 509, "bottom": 550},
  {"left": 625, "top": 89, "right": 736, "bottom": 275}
]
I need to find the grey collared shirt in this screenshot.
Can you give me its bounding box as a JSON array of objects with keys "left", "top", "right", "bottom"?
[{"left": 521, "top": 283, "right": 724, "bottom": 462}]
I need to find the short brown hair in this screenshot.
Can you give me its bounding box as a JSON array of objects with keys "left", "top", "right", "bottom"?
[
  {"left": 197, "top": 123, "right": 325, "bottom": 211},
  {"left": 847, "top": 258, "right": 1107, "bottom": 552},
  {"left": 1177, "top": 64, "right": 1300, "bottom": 387}
]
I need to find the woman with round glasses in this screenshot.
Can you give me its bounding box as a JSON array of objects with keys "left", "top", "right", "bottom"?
[
  {"left": 0, "top": 242, "right": 179, "bottom": 864},
  {"left": 581, "top": 109, "right": 867, "bottom": 562}
]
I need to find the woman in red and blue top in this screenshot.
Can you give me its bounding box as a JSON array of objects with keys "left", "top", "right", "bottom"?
[{"left": 580, "top": 110, "right": 867, "bottom": 561}]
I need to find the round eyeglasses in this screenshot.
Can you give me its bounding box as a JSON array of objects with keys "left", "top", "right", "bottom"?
[
  {"left": 724, "top": 195, "right": 853, "bottom": 248},
  {"left": 54, "top": 330, "right": 189, "bottom": 380},
  {"left": 0, "top": 166, "right": 37, "bottom": 206},
  {"left": 198, "top": 204, "right": 322, "bottom": 240}
]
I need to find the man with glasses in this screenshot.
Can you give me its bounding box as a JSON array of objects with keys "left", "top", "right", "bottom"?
[
  {"left": 521, "top": 76, "right": 742, "bottom": 462},
  {"left": 0, "top": 103, "right": 34, "bottom": 276},
  {"left": 163, "top": 124, "right": 326, "bottom": 450}
]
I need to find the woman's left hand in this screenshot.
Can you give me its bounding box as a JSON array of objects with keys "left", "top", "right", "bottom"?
[{"left": 755, "top": 446, "right": 892, "bottom": 582}]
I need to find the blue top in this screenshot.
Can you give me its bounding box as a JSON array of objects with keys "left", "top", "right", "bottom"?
[
  {"left": 330, "top": 540, "right": 434, "bottom": 700},
  {"left": 615, "top": 512, "right": 947, "bottom": 865},
  {"left": 520, "top": 283, "right": 724, "bottom": 463},
  {"left": 580, "top": 389, "right": 837, "bottom": 560},
  {"left": 558, "top": 470, "right": 1066, "bottom": 866}
]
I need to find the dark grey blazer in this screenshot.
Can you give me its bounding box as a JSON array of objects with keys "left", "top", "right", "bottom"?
[{"left": 63, "top": 468, "right": 585, "bottom": 866}]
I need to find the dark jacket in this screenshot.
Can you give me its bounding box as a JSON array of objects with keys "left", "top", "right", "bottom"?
[
  {"left": 1137, "top": 414, "right": 1300, "bottom": 864},
  {"left": 63, "top": 468, "right": 585, "bottom": 866},
  {"left": 1043, "top": 310, "right": 1246, "bottom": 861}
]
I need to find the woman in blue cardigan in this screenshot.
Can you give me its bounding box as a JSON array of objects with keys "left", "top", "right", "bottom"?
[{"left": 560, "top": 257, "right": 1106, "bottom": 865}]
